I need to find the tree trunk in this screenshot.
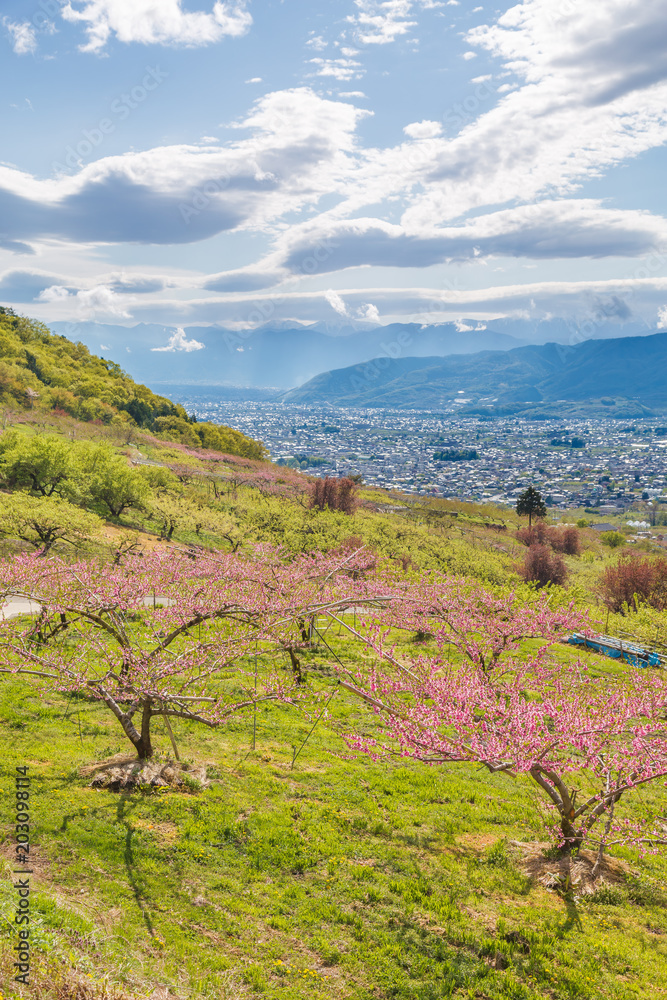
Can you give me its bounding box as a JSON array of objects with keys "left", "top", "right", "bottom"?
[
  {"left": 559, "top": 812, "right": 582, "bottom": 853},
  {"left": 288, "top": 647, "right": 305, "bottom": 684},
  {"left": 134, "top": 699, "right": 154, "bottom": 759}
]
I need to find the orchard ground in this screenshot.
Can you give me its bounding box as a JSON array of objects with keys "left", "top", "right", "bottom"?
[
  {"left": 1, "top": 625, "right": 667, "bottom": 1000},
  {"left": 1, "top": 399, "right": 667, "bottom": 997}
]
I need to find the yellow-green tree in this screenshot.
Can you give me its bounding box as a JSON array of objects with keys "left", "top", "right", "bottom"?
[{"left": 0, "top": 494, "right": 102, "bottom": 554}]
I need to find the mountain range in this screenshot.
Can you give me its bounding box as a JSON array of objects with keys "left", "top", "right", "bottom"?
[
  {"left": 49, "top": 320, "right": 525, "bottom": 390},
  {"left": 283, "top": 331, "right": 667, "bottom": 411},
  {"left": 49, "top": 317, "right": 658, "bottom": 394}
]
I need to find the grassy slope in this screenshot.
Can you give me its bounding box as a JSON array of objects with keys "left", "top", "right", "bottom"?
[
  {"left": 1, "top": 414, "right": 667, "bottom": 997},
  {"left": 1, "top": 635, "right": 667, "bottom": 1000}
]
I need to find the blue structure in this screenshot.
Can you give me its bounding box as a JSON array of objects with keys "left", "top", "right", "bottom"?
[{"left": 567, "top": 633, "right": 662, "bottom": 668}]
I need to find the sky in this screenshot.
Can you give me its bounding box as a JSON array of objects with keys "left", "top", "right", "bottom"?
[{"left": 2, "top": 0, "right": 667, "bottom": 341}]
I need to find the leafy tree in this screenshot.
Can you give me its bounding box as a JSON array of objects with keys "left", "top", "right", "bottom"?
[
  {"left": 433, "top": 449, "right": 479, "bottom": 461},
  {"left": 309, "top": 476, "right": 358, "bottom": 514},
  {"left": 88, "top": 458, "right": 150, "bottom": 517},
  {"left": 600, "top": 530, "right": 626, "bottom": 548},
  {"left": 147, "top": 493, "right": 191, "bottom": 541},
  {"left": 136, "top": 464, "right": 180, "bottom": 495},
  {"left": 519, "top": 544, "right": 568, "bottom": 588},
  {"left": 0, "top": 494, "right": 102, "bottom": 554},
  {"left": 516, "top": 523, "right": 580, "bottom": 555},
  {"left": 598, "top": 555, "right": 667, "bottom": 612},
  {"left": 152, "top": 416, "right": 201, "bottom": 448},
  {"left": 0, "top": 434, "right": 75, "bottom": 498},
  {"left": 516, "top": 486, "right": 547, "bottom": 527}
]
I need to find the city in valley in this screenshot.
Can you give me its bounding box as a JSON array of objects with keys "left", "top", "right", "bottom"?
[{"left": 169, "top": 396, "right": 667, "bottom": 520}]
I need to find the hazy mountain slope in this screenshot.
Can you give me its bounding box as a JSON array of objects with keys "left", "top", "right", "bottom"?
[
  {"left": 49, "top": 321, "right": 526, "bottom": 389},
  {"left": 283, "top": 332, "right": 667, "bottom": 408}
]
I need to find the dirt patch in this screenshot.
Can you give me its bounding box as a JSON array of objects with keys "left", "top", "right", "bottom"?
[
  {"left": 458, "top": 832, "right": 499, "bottom": 851},
  {"left": 80, "top": 754, "right": 209, "bottom": 791},
  {"left": 0, "top": 837, "right": 52, "bottom": 884},
  {"left": 512, "top": 841, "right": 632, "bottom": 894}
]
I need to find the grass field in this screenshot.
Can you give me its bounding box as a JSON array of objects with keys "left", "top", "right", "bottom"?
[{"left": 2, "top": 631, "right": 667, "bottom": 1000}]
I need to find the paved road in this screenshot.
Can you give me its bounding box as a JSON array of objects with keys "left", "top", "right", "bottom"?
[
  {"left": 0, "top": 598, "right": 41, "bottom": 620},
  {"left": 0, "top": 596, "right": 174, "bottom": 619}
]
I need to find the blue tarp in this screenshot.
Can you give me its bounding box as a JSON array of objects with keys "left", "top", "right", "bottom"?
[{"left": 567, "top": 633, "right": 661, "bottom": 668}]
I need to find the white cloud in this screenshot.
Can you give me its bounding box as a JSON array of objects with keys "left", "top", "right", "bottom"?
[
  {"left": 272, "top": 201, "right": 667, "bottom": 276},
  {"left": 246, "top": 76, "right": 262, "bottom": 83},
  {"left": 403, "top": 120, "right": 442, "bottom": 139},
  {"left": 388, "top": 0, "right": 667, "bottom": 230},
  {"left": 0, "top": 265, "right": 184, "bottom": 305},
  {"left": 115, "top": 275, "right": 667, "bottom": 329},
  {"left": 358, "top": 302, "right": 380, "bottom": 323},
  {"left": 0, "top": 269, "right": 75, "bottom": 303},
  {"left": 61, "top": 0, "right": 252, "bottom": 53},
  {"left": 309, "top": 57, "right": 362, "bottom": 81},
  {"left": 3, "top": 19, "right": 37, "bottom": 55},
  {"left": 324, "top": 289, "right": 349, "bottom": 316},
  {"left": 0, "top": 89, "right": 369, "bottom": 245},
  {"left": 306, "top": 35, "right": 327, "bottom": 51},
  {"left": 37, "top": 285, "right": 71, "bottom": 302},
  {"left": 658, "top": 306, "right": 667, "bottom": 329},
  {"left": 151, "top": 328, "right": 205, "bottom": 352},
  {"left": 462, "top": 50, "right": 477, "bottom": 59},
  {"left": 347, "top": 1, "right": 417, "bottom": 46},
  {"left": 76, "top": 285, "right": 131, "bottom": 318}
]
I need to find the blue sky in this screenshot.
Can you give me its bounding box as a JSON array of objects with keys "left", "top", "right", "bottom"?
[{"left": 2, "top": 0, "right": 667, "bottom": 341}]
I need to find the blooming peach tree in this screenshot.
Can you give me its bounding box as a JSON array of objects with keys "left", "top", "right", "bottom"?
[
  {"left": 0, "top": 547, "right": 377, "bottom": 760},
  {"left": 328, "top": 578, "right": 667, "bottom": 853}
]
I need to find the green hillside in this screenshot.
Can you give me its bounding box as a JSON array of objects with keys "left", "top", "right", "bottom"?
[{"left": 0, "top": 307, "right": 265, "bottom": 459}]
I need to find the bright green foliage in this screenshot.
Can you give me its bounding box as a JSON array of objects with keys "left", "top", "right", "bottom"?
[
  {"left": 601, "top": 531, "right": 626, "bottom": 548},
  {"left": 152, "top": 415, "right": 201, "bottom": 447},
  {"left": 0, "top": 307, "right": 264, "bottom": 459},
  {"left": 88, "top": 456, "right": 151, "bottom": 518},
  {"left": 0, "top": 493, "right": 102, "bottom": 552},
  {"left": 0, "top": 432, "right": 75, "bottom": 497}
]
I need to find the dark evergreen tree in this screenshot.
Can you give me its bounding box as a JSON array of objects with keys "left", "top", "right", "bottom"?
[{"left": 516, "top": 486, "right": 547, "bottom": 527}]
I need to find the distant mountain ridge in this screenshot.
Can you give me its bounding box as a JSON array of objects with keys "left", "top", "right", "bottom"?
[
  {"left": 50, "top": 320, "right": 528, "bottom": 390},
  {"left": 283, "top": 331, "right": 667, "bottom": 409}
]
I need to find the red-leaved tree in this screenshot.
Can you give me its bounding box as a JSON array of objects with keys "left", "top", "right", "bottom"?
[
  {"left": 599, "top": 554, "right": 667, "bottom": 612},
  {"left": 309, "top": 476, "right": 358, "bottom": 514},
  {"left": 519, "top": 544, "right": 568, "bottom": 588}
]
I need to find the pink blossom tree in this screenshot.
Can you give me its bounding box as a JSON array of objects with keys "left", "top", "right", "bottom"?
[
  {"left": 0, "top": 547, "right": 377, "bottom": 760},
  {"left": 347, "top": 576, "right": 587, "bottom": 673},
  {"left": 326, "top": 579, "right": 667, "bottom": 853}
]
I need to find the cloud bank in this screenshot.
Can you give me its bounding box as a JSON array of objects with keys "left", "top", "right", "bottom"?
[{"left": 61, "top": 0, "right": 252, "bottom": 52}]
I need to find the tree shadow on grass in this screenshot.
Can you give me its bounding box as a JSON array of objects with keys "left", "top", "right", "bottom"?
[
  {"left": 116, "top": 792, "right": 155, "bottom": 937},
  {"left": 554, "top": 889, "right": 583, "bottom": 936}
]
